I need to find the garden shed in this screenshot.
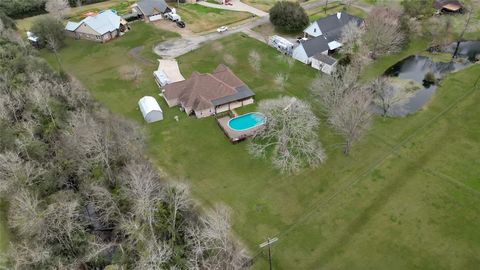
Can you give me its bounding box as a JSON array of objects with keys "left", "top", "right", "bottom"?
[{"left": 138, "top": 96, "right": 163, "bottom": 123}]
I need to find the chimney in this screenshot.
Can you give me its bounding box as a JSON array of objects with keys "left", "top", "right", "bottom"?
[{"left": 337, "top": 12, "right": 341, "bottom": 19}]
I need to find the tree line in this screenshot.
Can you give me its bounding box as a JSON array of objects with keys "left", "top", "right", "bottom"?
[
  {"left": 0, "top": 0, "right": 109, "bottom": 18},
  {"left": 0, "top": 15, "right": 248, "bottom": 269}
]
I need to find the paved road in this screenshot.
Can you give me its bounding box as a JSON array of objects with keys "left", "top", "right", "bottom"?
[
  {"left": 154, "top": 16, "right": 269, "bottom": 58},
  {"left": 153, "top": 0, "right": 370, "bottom": 59},
  {"left": 197, "top": 0, "right": 268, "bottom": 17}
]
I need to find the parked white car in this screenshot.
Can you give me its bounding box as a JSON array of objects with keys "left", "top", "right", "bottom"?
[
  {"left": 217, "top": 26, "right": 228, "bottom": 33},
  {"left": 165, "top": 12, "right": 181, "bottom": 22}
]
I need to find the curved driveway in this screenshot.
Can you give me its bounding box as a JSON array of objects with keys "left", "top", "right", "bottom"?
[{"left": 153, "top": 0, "right": 371, "bottom": 59}]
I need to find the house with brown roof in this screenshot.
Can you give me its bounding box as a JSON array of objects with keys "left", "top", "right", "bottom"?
[{"left": 162, "top": 64, "right": 255, "bottom": 118}]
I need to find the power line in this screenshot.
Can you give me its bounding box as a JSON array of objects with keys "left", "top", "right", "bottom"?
[{"left": 248, "top": 68, "right": 479, "bottom": 267}]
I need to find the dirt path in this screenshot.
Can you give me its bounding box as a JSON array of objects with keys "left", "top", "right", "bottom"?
[{"left": 128, "top": 46, "right": 155, "bottom": 65}]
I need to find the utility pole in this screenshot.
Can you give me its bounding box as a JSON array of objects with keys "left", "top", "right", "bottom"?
[{"left": 259, "top": 237, "right": 278, "bottom": 270}]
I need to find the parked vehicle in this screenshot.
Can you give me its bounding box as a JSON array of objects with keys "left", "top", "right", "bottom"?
[
  {"left": 269, "top": 35, "right": 294, "bottom": 55},
  {"left": 217, "top": 26, "right": 228, "bottom": 33},
  {"left": 165, "top": 12, "right": 181, "bottom": 22},
  {"left": 176, "top": 21, "right": 186, "bottom": 28},
  {"left": 296, "top": 37, "right": 308, "bottom": 43}
]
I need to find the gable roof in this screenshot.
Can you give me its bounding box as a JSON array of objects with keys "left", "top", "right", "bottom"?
[
  {"left": 433, "top": 0, "right": 462, "bottom": 10},
  {"left": 299, "top": 12, "right": 363, "bottom": 57},
  {"left": 300, "top": 36, "right": 330, "bottom": 57},
  {"left": 312, "top": 53, "right": 337, "bottom": 65},
  {"left": 137, "top": 0, "right": 169, "bottom": 16},
  {"left": 65, "top": 9, "right": 121, "bottom": 35},
  {"left": 314, "top": 12, "right": 363, "bottom": 35},
  {"left": 164, "top": 64, "right": 254, "bottom": 112}
]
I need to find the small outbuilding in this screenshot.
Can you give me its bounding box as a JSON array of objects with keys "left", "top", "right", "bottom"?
[
  {"left": 433, "top": 0, "right": 463, "bottom": 13},
  {"left": 138, "top": 96, "right": 163, "bottom": 123}
]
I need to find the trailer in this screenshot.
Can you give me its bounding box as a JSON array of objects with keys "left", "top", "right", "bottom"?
[{"left": 268, "top": 35, "right": 294, "bottom": 55}]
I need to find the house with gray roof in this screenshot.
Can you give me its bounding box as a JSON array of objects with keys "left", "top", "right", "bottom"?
[
  {"left": 134, "top": 0, "right": 171, "bottom": 22},
  {"left": 292, "top": 12, "right": 363, "bottom": 73},
  {"left": 65, "top": 10, "right": 128, "bottom": 43}
]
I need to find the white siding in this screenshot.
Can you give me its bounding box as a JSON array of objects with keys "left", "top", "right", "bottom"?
[
  {"left": 292, "top": 45, "right": 310, "bottom": 64},
  {"left": 304, "top": 22, "right": 322, "bottom": 38},
  {"left": 310, "top": 57, "right": 337, "bottom": 75}
]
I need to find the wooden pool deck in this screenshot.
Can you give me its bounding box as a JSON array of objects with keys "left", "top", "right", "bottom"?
[{"left": 217, "top": 115, "right": 265, "bottom": 143}]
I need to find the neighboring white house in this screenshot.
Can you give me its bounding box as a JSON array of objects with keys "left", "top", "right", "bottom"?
[
  {"left": 292, "top": 12, "right": 363, "bottom": 73},
  {"left": 134, "top": 0, "right": 171, "bottom": 22},
  {"left": 138, "top": 96, "right": 163, "bottom": 123},
  {"left": 303, "top": 12, "right": 363, "bottom": 39}
]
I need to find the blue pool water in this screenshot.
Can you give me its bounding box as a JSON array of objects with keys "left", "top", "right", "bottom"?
[{"left": 228, "top": 112, "right": 266, "bottom": 131}]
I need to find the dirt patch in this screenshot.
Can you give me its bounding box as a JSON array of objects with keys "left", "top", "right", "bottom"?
[
  {"left": 152, "top": 20, "right": 195, "bottom": 38},
  {"left": 118, "top": 65, "right": 143, "bottom": 82}
]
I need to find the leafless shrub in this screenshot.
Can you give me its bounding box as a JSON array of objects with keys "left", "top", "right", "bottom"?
[
  {"left": 81, "top": 184, "right": 121, "bottom": 228},
  {"left": 248, "top": 50, "right": 261, "bottom": 72},
  {"left": 273, "top": 73, "right": 287, "bottom": 90},
  {"left": 248, "top": 97, "right": 326, "bottom": 174},
  {"left": 8, "top": 240, "right": 51, "bottom": 269},
  {"left": 223, "top": 54, "right": 237, "bottom": 66}
]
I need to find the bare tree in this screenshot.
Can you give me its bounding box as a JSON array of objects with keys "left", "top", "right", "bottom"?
[
  {"left": 311, "top": 64, "right": 362, "bottom": 113},
  {"left": 426, "top": 16, "right": 453, "bottom": 48},
  {"left": 45, "top": 0, "right": 70, "bottom": 19},
  {"left": 0, "top": 152, "right": 42, "bottom": 195},
  {"left": 340, "top": 20, "right": 365, "bottom": 55},
  {"left": 329, "top": 88, "right": 372, "bottom": 155},
  {"left": 42, "top": 191, "right": 85, "bottom": 247},
  {"left": 8, "top": 188, "right": 45, "bottom": 239},
  {"left": 248, "top": 97, "right": 326, "bottom": 174},
  {"left": 135, "top": 239, "right": 172, "bottom": 270},
  {"left": 248, "top": 50, "right": 261, "bottom": 72},
  {"left": 81, "top": 184, "right": 121, "bottom": 229},
  {"left": 200, "top": 204, "right": 248, "bottom": 270},
  {"left": 122, "top": 162, "right": 162, "bottom": 238},
  {"left": 371, "top": 76, "right": 412, "bottom": 116},
  {"left": 9, "top": 240, "right": 51, "bottom": 269},
  {"left": 161, "top": 182, "right": 191, "bottom": 246},
  {"left": 363, "top": 7, "right": 405, "bottom": 58},
  {"left": 45, "top": 33, "right": 63, "bottom": 70},
  {"left": 452, "top": 5, "right": 473, "bottom": 59}
]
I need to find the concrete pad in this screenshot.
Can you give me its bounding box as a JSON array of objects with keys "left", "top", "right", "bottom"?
[{"left": 158, "top": 59, "right": 185, "bottom": 83}]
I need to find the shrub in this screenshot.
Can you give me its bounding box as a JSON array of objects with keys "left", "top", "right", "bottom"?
[
  {"left": 269, "top": 1, "right": 309, "bottom": 33},
  {"left": 423, "top": 71, "right": 436, "bottom": 84}
]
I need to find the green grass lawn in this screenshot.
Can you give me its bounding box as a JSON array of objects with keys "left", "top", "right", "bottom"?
[
  {"left": 38, "top": 22, "right": 480, "bottom": 270},
  {"left": 176, "top": 4, "right": 253, "bottom": 33},
  {"left": 307, "top": 2, "right": 367, "bottom": 21}
]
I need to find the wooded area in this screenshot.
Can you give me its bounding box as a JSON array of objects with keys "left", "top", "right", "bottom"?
[{"left": 0, "top": 15, "right": 248, "bottom": 269}]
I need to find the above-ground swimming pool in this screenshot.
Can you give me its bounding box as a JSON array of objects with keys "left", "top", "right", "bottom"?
[{"left": 228, "top": 112, "right": 266, "bottom": 131}]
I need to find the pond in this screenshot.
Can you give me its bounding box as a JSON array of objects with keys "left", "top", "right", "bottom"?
[{"left": 382, "top": 41, "right": 479, "bottom": 116}]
